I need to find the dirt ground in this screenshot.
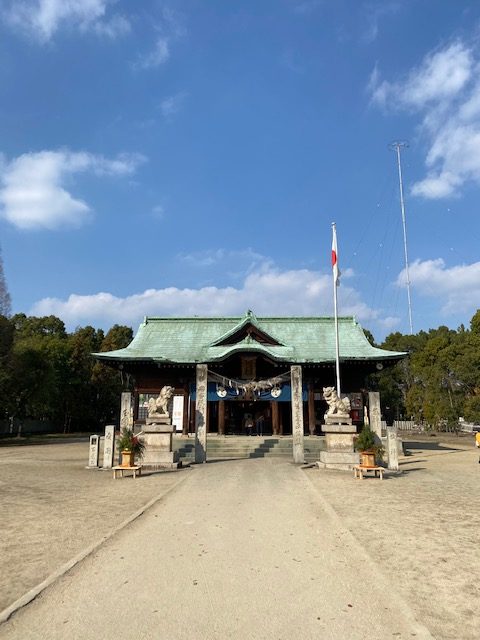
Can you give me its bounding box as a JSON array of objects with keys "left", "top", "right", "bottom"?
[
  {"left": 305, "top": 432, "right": 480, "bottom": 640},
  {"left": 0, "top": 433, "right": 479, "bottom": 639},
  {"left": 0, "top": 439, "right": 189, "bottom": 613}
]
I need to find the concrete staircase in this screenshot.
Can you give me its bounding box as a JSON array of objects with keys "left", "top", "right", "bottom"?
[{"left": 173, "top": 436, "right": 325, "bottom": 464}]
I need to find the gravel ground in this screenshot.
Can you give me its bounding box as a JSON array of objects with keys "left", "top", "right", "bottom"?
[
  {"left": 305, "top": 433, "right": 480, "bottom": 640},
  {"left": 0, "top": 434, "right": 478, "bottom": 639}
]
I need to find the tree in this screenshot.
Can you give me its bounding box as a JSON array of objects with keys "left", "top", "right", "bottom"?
[{"left": 0, "top": 246, "right": 11, "bottom": 317}]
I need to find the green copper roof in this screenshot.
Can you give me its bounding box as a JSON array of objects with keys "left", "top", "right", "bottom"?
[{"left": 93, "top": 312, "right": 406, "bottom": 365}]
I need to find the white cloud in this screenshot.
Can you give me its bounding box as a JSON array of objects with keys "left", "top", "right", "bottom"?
[
  {"left": 396, "top": 258, "right": 480, "bottom": 314},
  {"left": 177, "top": 248, "right": 265, "bottom": 269},
  {"left": 134, "top": 37, "right": 170, "bottom": 70},
  {"left": 362, "top": 2, "right": 399, "bottom": 45},
  {"left": 159, "top": 92, "right": 187, "bottom": 118},
  {"left": 369, "top": 40, "right": 480, "bottom": 198},
  {"left": 0, "top": 149, "right": 145, "bottom": 230},
  {"left": 2, "top": 0, "right": 130, "bottom": 42},
  {"left": 30, "top": 263, "right": 381, "bottom": 330},
  {"left": 133, "top": 8, "right": 185, "bottom": 71}
]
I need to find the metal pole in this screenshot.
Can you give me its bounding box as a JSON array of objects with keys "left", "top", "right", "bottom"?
[
  {"left": 390, "top": 141, "right": 413, "bottom": 335},
  {"left": 332, "top": 222, "right": 341, "bottom": 397}
]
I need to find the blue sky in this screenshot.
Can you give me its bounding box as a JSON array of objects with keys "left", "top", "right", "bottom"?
[{"left": 1, "top": 0, "right": 480, "bottom": 341}]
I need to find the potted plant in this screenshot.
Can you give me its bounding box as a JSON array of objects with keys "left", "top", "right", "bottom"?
[
  {"left": 354, "top": 425, "right": 384, "bottom": 467},
  {"left": 117, "top": 428, "right": 145, "bottom": 467}
]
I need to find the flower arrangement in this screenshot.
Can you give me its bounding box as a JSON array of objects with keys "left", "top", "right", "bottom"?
[
  {"left": 354, "top": 425, "right": 384, "bottom": 463},
  {"left": 117, "top": 428, "right": 145, "bottom": 458}
]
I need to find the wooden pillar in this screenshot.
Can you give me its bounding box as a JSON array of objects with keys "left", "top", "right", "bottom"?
[
  {"left": 218, "top": 400, "right": 225, "bottom": 436},
  {"left": 195, "top": 364, "right": 208, "bottom": 463},
  {"left": 271, "top": 401, "right": 279, "bottom": 435},
  {"left": 290, "top": 365, "right": 305, "bottom": 464},
  {"left": 308, "top": 384, "right": 316, "bottom": 436}
]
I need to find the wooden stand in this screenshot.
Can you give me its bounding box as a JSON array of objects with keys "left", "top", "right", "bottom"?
[
  {"left": 353, "top": 465, "right": 384, "bottom": 480},
  {"left": 112, "top": 465, "right": 142, "bottom": 479}
]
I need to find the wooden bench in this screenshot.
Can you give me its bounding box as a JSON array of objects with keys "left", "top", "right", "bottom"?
[
  {"left": 112, "top": 465, "right": 142, "bottom": 479},
  {"left": 354, "top": 465, "right": 384, "bottom": 480}
]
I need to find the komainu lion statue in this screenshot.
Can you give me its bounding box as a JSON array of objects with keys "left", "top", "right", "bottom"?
[
  {"left": 148, "top": 386, "right": 174, "bottom": 417},
  {"left": 323, "top": 386, "right": 351, "bottom": 417}
]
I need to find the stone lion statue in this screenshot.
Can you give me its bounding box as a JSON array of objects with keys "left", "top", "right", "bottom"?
[
  {"left": 323, "top": 386, "right": 351, "bottom": 417},
  {"left": 148, "top": 386, "right": 174, "bottom": 417}
]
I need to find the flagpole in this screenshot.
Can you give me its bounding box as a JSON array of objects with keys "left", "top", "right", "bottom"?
[{"left": 332, "top": 222, "right": 341, "bottom": 398}]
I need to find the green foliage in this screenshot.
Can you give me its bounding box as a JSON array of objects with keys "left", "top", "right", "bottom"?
[
  {"left": 117, "top": 428, "right": 145, "bottom": 456},
  {"left": 373, "top": 309, "right": 480, "bottom": 429},
  {"left": 354, "top": 426, "right": 376, "bottom": 451},
  {"left": 0, "top": 314, "right": 134, "bottom": 432}
]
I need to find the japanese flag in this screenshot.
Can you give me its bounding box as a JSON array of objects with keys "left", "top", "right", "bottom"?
[{"left": 332, "top": 224, "right": 340, "bottom": 285}]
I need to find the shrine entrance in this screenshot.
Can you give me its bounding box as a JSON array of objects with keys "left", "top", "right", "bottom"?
[{"left": 208, "top": 400, "right": 292, "bottom": 436}]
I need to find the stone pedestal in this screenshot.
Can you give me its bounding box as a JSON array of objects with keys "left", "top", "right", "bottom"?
[
  {"left": 142, "top": 416, "right": 179, "bottom": 470},
  {"left": 317, "top": 417, "right": 359, "bottom": 471}
]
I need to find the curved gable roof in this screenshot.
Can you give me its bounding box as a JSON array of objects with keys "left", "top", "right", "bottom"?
[{"left": 93, "top": 311, "right": 406, "bottom": 365}]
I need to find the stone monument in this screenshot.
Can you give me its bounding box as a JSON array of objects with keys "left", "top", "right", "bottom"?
[
  {"left": 102, "top": 425, "right": 115, "bottom": 469},
  {"left": 317, "top": 387, "right": 359, "bottom": 471},
  {"left": 142, "top": 386, "right": 179, "bottom": 470},
  {"left": 87, "top": 435, "right": 100, "bottom": 468},
  {"left": 386, "top": 426, "right": 399, "bottom": 471}
]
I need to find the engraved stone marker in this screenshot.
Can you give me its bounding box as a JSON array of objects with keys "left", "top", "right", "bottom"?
[
  {"left": 195, "top": 364, "right": 208, "bottom": 463},
  {"left": 290, "top": 365, "right": 305, "bottom": 464},
  {"left": 88, "top": 435, "right": 100, "bottom": 467},
  {"left": 120, "top": 392, "right": 133, "bottom": 432},
  {"left": 102, "top": 425, "right": 115, "bottom": 469},
  {"left": 368, "top": 391, "right": 382, "bottom": 444},
  {"left": 387, "top": 426, "right": 399, "bottom": 471}
]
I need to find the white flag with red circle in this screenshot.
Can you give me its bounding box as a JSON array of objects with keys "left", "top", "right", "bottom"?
[{"left": 332, "top": 225, "right": 340, "bottom": 285}]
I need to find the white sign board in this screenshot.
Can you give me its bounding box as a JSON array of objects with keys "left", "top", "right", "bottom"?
[{"left": 172, "top": 395, "right": 184, "bottom": 432}]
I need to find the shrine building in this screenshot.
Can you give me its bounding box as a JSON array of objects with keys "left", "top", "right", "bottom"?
[{"left": 94, "top": 310, "right": 406, "bottom": 442}]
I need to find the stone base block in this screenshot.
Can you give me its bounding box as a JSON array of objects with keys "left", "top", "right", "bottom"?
[
  {"left": 144, "top": 424, "right": 175, "bottom": 433},
  {"left": 142, "top": 461, "right": 180, "bottom": 470},
  {"left": 321, "top": 423, "right": 356, "bottom": 433},
  {"left": 317, "top": 450, "right": 359, "bottom": 471},
  {"left": 142, "top": 450, "right": 179, "bottom": 467},
  {"left": 146, "top": 416, "right": 171, "bottom": 426},
  {"left": 324, "top": 416, "right": 352, "bottom": 425}
]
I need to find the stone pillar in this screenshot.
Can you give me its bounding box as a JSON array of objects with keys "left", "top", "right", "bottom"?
[
  {"left": 387, "top": 426, "right": 399, "bottom": 471},
  {"left": 195, "top": 364, "right": 208, "bottom": 463},
  {"left": 290, "top": 365, "right": 305, "bottom": 464},
  {"left": 102, "top": 425, "right": 115, "bottom": 469},
  {"left": 120, "top": 392, "right": 133, "bottom": 432},
  {"left": 87, "top": 435, "right": 100, "bottom": 468},
  {"left": 271, "top": 401, "right": 279, "bottom": 435},
  {"left": 308, "top": 384, "right": 316, "bottom": 436},
  {"left": 218, "top": 400, "right": 225, "bottom": 435},
  {"left": 368, "top": 392, "right": 382, "bottom": 444}
]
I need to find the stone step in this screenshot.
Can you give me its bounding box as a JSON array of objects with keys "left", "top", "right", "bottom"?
[{"left": 173, "top": 436, "right": 325, "bottom": 463}]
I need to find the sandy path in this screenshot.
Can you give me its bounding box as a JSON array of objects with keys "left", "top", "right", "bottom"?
[
  {"left": 304, "top": 438, "right": 480, "bottom": 640},
  {"left": 1, "top": 458, "right": 431, "bottom": 640}
]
